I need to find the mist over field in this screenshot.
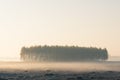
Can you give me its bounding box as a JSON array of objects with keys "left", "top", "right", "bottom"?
[{"left": 0, "top": 61, "right": 120, "bottom": 72}]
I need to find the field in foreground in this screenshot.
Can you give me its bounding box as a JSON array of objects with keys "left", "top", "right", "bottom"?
[{"left": 0, "top": 61, "right": 120, "bottom": 80}]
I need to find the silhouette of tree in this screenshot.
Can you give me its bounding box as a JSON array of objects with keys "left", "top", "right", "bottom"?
[{"left": 20, "top": 45, "right": 108, "bottom": 62}]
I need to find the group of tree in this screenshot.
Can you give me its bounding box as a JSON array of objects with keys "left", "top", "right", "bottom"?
[{"left": 20, "top": 45, "right": 108, "bottom": 62}]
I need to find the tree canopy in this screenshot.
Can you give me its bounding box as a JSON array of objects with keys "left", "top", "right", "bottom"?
[{"left": 20, "top": 45, "right": 108, "bottom": 62}]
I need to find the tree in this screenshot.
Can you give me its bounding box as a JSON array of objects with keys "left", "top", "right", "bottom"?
[{"left": 20, "top": 45, "right": 108, "bottom": 62}]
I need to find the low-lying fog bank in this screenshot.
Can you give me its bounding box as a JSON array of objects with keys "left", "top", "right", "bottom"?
[
  {"left": 0, "top": 61, "right": 120, "bottom": 80},
  {"left": 0, "top": 61, "right": 120, "bottom": 72}
]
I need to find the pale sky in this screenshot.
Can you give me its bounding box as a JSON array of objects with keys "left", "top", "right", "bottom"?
[{"left": 0, "top": 0, "right": 120, "bottom": 59}]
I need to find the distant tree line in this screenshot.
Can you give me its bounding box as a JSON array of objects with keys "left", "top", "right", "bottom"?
[{"left": 20, "top": 45, "right": 108, "bottom": 62}]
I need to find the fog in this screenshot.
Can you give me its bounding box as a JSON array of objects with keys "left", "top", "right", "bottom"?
[{"left": 0, "top": 61, "right": 120, "bottom": 72}]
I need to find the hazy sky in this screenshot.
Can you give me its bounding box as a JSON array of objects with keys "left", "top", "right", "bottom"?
[{"left": 0, "top": 0, "right": 120, "bottom": 58}]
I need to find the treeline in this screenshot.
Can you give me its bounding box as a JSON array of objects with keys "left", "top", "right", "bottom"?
[{"left": 20, "top": 45, "right": 108, "bottom": 62}]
